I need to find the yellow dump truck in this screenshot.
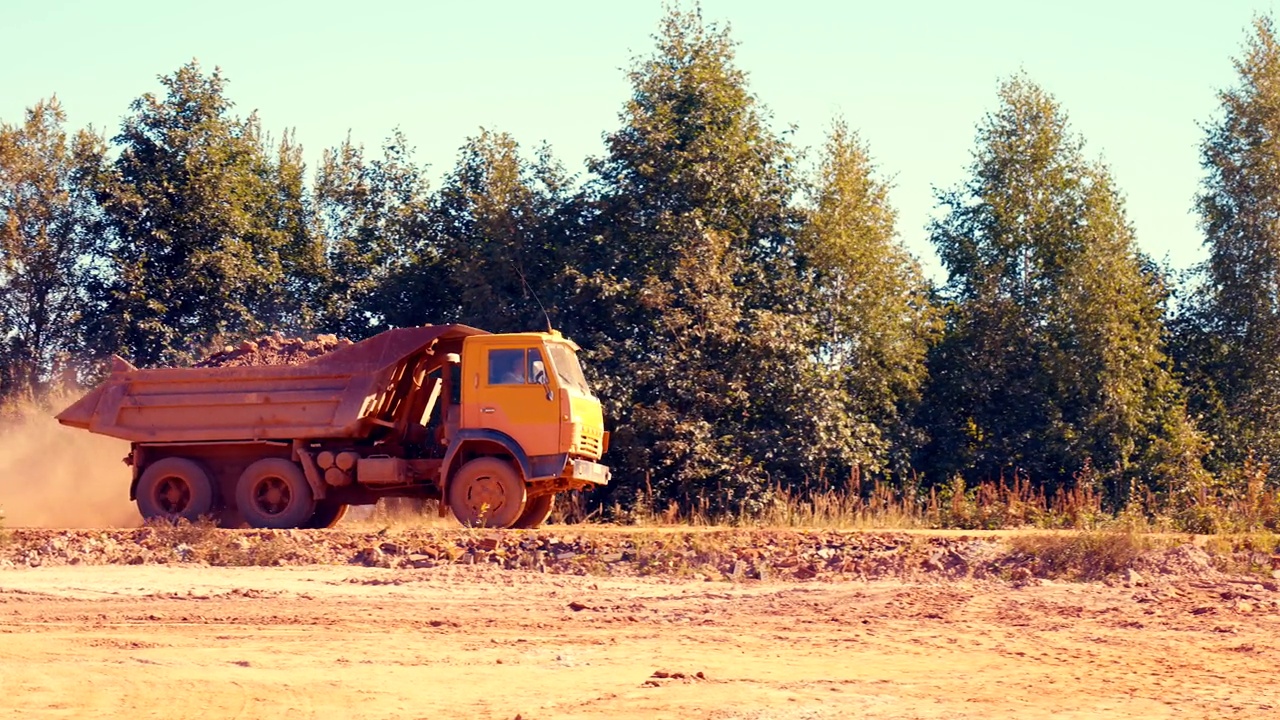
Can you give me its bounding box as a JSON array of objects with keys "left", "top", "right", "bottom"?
[{"left": 56, "top": 325, "right": 610, "bottom": 529}]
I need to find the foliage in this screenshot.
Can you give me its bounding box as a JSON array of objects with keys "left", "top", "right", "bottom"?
[
  {"left": 562, "top": 7, "right": 855, "bottom": 513},
  {"left": 87, "top": 61, "right": 322, "bottom": 367},
  {"left": 920, "top": 75, "right": 1205, "bottom": 506},
  {"left": 312, "top": 130, "right": 432, "bottom": 338},
  {"left": 0, "top": 98, "right": 107, "bottom": 399},
  {"left": 386, "top": 130, "right": 574, "bottom": 332},
  {"left": 1178, "top": 15, "right": 1280, "bottom": 483},
  {"left": 797, "top": 119, "right": 939, "bottom": 475}
]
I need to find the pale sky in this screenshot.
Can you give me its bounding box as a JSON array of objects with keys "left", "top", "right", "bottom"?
[{"left": 3, "top": 0, "right": 1276, "bottom": 280}]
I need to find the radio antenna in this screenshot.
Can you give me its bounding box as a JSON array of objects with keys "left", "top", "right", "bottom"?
[{"left": 515, "top": 265, "right": 553, "bottom": 333}]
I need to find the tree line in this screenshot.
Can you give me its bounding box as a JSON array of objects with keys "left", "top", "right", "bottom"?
[{"left": 4, "top": 9, "right": 1280, "bottom": 523}]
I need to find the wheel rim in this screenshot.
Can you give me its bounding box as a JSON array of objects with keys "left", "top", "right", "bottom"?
[
  {"left": 252, "top": 476, "right": 292, "bottom": 516},
  {"left": 465, "top": 473, "right": 510, "bottom": 519},
  {"left": 152, "top": 476, "right": 192, "bottom": 514}
]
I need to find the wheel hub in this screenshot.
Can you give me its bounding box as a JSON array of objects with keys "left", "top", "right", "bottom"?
[
  {"left": 154, "top": 476, "right": 190, "bottom": 513},
  {"left": 254, "top": 477, "right": 291, "bottom": 516},
  {"left": 468, "top": 475, "right": 507, "bottom": 514}
]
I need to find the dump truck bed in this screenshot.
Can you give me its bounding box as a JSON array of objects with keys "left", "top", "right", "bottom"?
[{"left": 57, "top": 325, "right": 486, "bottom": 443}]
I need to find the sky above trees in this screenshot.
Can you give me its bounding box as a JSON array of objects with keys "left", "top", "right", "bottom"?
[{"left": 1, "top": 1, "right": 1270, "bottom": 280}]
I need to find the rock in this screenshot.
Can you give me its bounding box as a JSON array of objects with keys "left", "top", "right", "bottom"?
[
  {"left": 1126, "top": 569, "right": 1145, "bottom": 587},
  {"left": 568, "top": 601, "right": 590, "bottom": 612}
]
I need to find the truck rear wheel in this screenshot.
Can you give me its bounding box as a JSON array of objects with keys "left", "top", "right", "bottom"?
[
  {"left": 136, "top": 457, "right": 216, "bottom": 523},
  {"left": 302, "top": 500, "right": 348, "bottom": 529},
  {"left": 236, "top": 458, "right": 316, "bottom": 529},
  {"left": 448, "top": 457, "right": 527, "bottom": 528},
  {"left": 510, "top": 493, "right": 555, "bottom": 529}
]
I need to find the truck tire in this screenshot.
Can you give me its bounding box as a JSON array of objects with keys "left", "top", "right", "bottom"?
[
  {"left": 235, "top": 458, "right": 316, "bottom": 529},
  {"left": 302, "top": 500, "right": 348, "bottom": 529},
  {"left": 448, "top": 457, "right": 527, "bottom": 528},
  {"left": 510, "top": 493, "right": 555, "bottom": 529},
  {"left": 136, "top": 457, "right": 217, "bottom": 523}
]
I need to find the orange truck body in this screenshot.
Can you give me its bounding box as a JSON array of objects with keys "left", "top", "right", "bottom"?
[{"left": 57, "top": 324, "right": 610, "bottom": 529}]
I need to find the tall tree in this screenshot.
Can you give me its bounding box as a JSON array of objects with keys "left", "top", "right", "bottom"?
[
  {"left": 922, "top": 75, "right": 1203, "bottom": 502},
  {"left": 313, "top": 130, "right": 431, "bottom": 339},
  {"left": 1182, "top": 15, "right": 1280, "bottom": 480},
  {"left": 89, "top": 61, "right": 319, "bottom": 367},
  {"left": 568, "top": 7, "right": 854, "bottom": 512},
  {"left": 797, "top": 120, "right": 939, "bottom": 474},
  {"left": 0, "top": 97, "right": 106, "bottom": 398},
  {"left": 384, "top": 130, "right": 573, "bottom": 332}
]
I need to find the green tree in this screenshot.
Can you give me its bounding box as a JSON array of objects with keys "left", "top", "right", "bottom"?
[
  {"left": 568, "top": 7, "right": 854, "bottom": 512},
  {"left": 797, "top": 119, "right": 939, "bottom": 475},
  {"left": 1182, "top": 16, "right": 1280, "bottom": 480},
  {"left": 313, "top": 130, "right": 431, "bottom": 338},
  {"left": 383, "top": 130, "right": 574, "bottom": 332},
  {"left": 0, "top": 97, "right": 107, "bottom": 398},
  {"left": 89, "top": 61, "right": 320, "bottom": 367},
  {"left": 922, "top": 75, "right": 1203, "bottom": 502}
]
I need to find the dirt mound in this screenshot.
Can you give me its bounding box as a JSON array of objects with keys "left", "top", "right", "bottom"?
[
  {"left": 194, "top": 333, "right": 351, "bottom": 367},
  {"left": 0, "top": 528, "right": 1268, "bottom": 591},
  {"left": 1134, "top": 543, "right": 1220, "bottom": 579}
]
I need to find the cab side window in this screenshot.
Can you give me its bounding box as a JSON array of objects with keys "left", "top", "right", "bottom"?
[{"left": 488, "top": 349, "right": 527, "bottom": 385}]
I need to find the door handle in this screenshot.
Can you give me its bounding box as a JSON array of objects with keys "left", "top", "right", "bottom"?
[{"left": 481, "top": 407, "right": 496, "bottom": 414}]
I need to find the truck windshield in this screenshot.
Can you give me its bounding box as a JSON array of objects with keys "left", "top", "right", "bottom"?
[{"left": 546, "top": 343, "right": 592, "bottom": 395}]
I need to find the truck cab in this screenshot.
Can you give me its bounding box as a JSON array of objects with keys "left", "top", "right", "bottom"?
[
  {"left": 461, "top": 331, "right": 606, "bottom": 461},
  {"left": 441, "top": 331, "right": 610, "bottom": 527}
]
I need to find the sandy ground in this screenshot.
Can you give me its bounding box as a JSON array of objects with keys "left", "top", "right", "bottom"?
[{"left": 2, "top": 564, "right": 1278, "bottom": 720}]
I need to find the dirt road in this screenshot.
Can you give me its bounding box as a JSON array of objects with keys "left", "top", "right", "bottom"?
[{"left": 2, "top": 562, "right": 1277, "bottom": 720}]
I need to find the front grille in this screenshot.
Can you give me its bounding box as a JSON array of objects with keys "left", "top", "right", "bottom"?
[{"left": 576, "top": 432, "right": 601, "bottom": 457}]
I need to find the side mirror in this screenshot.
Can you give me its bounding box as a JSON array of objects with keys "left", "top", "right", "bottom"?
[{"left": 532, "top": 360, "right": 552, "bottom": 401}]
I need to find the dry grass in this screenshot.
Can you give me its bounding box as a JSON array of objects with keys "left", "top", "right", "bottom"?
[
  {"left": 1006, "top": 531, "right": 1158, "bottom": 581},
  {"left": 579, "top": 463, "right": 1280, "bottom": 536},
  {"left": 143, "top": 518, "right": 298, "bottom": 567}
]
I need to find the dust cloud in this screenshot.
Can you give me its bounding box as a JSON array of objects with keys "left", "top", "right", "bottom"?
[{"left": 0, "top": 394, "right": 139, "bottom": 528}]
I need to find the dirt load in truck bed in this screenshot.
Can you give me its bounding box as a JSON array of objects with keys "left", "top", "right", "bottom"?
[{"left": 193, "top": 333, "right": 352, "bottom": 368}]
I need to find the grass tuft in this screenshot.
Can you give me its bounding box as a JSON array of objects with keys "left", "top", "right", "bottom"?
[{"left": 1006, "top": 531, "right": 1155, "bottom": 581}]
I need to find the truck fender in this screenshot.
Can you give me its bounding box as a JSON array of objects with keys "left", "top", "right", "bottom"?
[{"left": 439, "top": 430, "right": 532, "bottom": 491}]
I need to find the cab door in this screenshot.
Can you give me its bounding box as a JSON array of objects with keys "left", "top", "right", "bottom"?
[{"left": 464, "top": 342, "right": 560, "bottom": 458}]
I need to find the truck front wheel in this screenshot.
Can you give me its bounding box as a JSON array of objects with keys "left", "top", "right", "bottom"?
[
  {"left": 448, "top": 458, "right": 527, "bottom": 528},
  {"left": 510, "top": 493, "right": 555, "bottom": 529},
  {"left": 236, "top": 458, "right": 316, "bottom": 529},
  {"left": 136, "top": 457, "right": 216, "bottom": 523}
]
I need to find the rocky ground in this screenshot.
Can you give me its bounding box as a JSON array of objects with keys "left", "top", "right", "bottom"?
[
  {"left": 1, "top": 526, "right": 1275, "bottom": 589},
  {"left": 2, "top": 530, "right": 1279, "bottom": 719}
]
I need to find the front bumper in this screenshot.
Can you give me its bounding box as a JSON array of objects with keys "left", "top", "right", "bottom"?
[{"left": 568, "top": 458, "right": 611, "bottom": 486}]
